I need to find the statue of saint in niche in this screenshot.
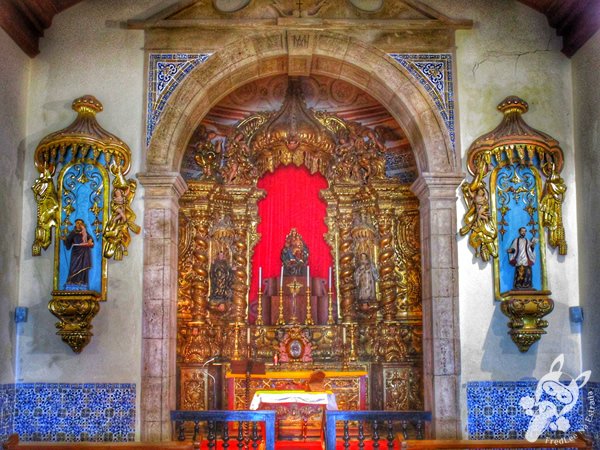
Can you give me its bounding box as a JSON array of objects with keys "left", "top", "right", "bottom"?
[
  {"left": 209, "top": 251, "right": 233, "bottom": 304},
  {"left": 507, "top": 226, "right": 538, "bottom": 289},
  {"left": 65, "top": 219, "right": 94, "bottom": 289},
  {"left": 281, "top": 228, "right": 309, "bottom": 276},
  {"left": 354, "top": 252, "right": 378, "bottom": 303}
]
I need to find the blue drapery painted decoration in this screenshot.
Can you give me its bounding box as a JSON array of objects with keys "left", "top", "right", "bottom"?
[
  {"left": 494, "top": 164, "right": 542, "bottom": 293},
  {"left": 58, "top": 161, "right": 108, "bottom": 293}
]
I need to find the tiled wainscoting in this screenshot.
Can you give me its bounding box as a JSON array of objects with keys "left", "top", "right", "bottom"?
[
  {"left": 0, "top": 384, "right": 15, "bottom": 442},
  {"left": 467, "top": 381, "right": 600, "bottom": 449},
  {"left": 0, "top": 383, "right": 135, "bottom": 442}
]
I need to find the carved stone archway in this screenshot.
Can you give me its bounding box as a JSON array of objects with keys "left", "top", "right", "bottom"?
[{"left": 139, "top": 31, "right": 463, "bottom": 440}]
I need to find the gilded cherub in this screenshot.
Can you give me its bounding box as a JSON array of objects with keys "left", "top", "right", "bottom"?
[{"left": 103, "top": 168, "right": 141, "bottom": 260}]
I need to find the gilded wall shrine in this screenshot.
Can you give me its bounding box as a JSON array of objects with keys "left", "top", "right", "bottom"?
[{"left": 176, "top": 76, "right": 423, "bottom": 416}]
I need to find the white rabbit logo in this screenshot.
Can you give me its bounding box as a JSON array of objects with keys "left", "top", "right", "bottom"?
[{"left": 520, "top": 354, "right": 591, "bottom": 442}]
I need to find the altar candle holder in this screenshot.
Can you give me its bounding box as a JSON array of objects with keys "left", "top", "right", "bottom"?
[
  {"left": 233, "top": 322, "right": 242, "bottom": 360},
  {"left": 277, "top": 284, "right": 285, "bottom": 326},
  {"left": 256, "top": 284, "right": 264, "bottom": 326},
  {"left": 348, "top": 322, "right": 358, "bottom": 362},
  {"left": 327, "top": 286, "right": 335, "bottom": 325},
  {"left": 305, "top": 284, "right": 314, "bottom": 325}
]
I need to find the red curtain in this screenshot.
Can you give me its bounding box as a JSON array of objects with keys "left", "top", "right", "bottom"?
[{"left": 249, "top": 166, "right": 332, "bottom": 316}]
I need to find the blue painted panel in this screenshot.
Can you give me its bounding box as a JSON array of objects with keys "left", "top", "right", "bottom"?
[
  {"left": 495, "top": 165, "right": 542, "bottom": 293},
  {"left": 58, "top": 163, "right": 106, "bottom": 293}
]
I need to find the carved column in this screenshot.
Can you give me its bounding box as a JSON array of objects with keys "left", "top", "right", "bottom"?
[
  {"left": 139, "top": 172, "right": 187, "bottom": 441},
  {"left": 231, "top": 220, "right": 249, "bottom": 323},
  {"left": 377, "top": 210, "right": 397, "bottom": 321},
  {"left": 191, "top": 209, "right": 210, "bottom": 323},
  {"left": 338, "top": 214, "right": 356, "bottom": 322},
  {"left": 411, "top": 172, "right": 463, "bottom": 439}
]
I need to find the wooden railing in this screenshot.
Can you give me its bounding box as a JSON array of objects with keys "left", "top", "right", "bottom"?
[
  {"left": 170, "top": 409, "right": 276, "bottom": 449},
  {"left": 2, "top": 434, "right": 197, "bottom": 449},
  {"left": 398, "top": 431, "right": 593, "bottom": 449},
  {"left": 324, "top": 410, "right": 432, "bottom": 450}
]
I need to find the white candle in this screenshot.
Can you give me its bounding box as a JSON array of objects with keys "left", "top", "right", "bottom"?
[
  {"left": 280, "top": 266, "right": 284, "bottom": 289},
  {"left": 328, "top": 266, "right": 332, "bottom": 290},
  {"left": 247, "top": 327, "right": 251, "bottom": 345},
  {"left": 342, "top": 327, "right": 347, "bottom": 344},
  {"left": 258, "top": 267, "right": 262, "bottom": 288},
  {"left": 306, "top": 265, "right": 310, "bottom": 286}
]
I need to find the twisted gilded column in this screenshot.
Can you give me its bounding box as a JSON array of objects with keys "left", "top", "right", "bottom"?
[
  {"left": 338, "top": 214, "right": 356, "bottom": 322},
  {"left": 378, "top": 211, "right": 397, "bottom": 321},
  {"left": 190, "top": 210, "right": 210, "bottom": 323},
  {"left": 231, "top": 221, "right": 249, "bottom": 323}
]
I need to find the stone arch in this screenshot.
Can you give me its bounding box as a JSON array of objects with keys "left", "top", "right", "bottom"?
[
  {"left": 139, "top": 30, "right": 463, "bottom": 441},
  {"left": 146, "top": 31, "right": 455, "bottom": 177}
]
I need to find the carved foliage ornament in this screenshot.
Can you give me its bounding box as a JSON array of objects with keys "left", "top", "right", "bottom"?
[
  {"left": 461, "top": 96, "right": 566, "bottom": 352},
  {"left": 31, "top": 95, "right": 139, "bottom": 353}
]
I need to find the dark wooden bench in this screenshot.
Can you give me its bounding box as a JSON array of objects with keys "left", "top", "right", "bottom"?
[
  {"left": 398, "top": 431, "right": 593, "bottom": 449},
  {"left": 2, "top": 434, "right": 197, "bottom": 450},
  {"left": 171, "top": 409, "right": 276, "bottom": 449},
  {"left": 324, "top": 410, "right": 432, "bottom": 450}
]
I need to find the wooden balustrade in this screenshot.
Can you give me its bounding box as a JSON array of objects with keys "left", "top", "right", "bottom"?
[
  {"left": 2, "top": 434, "right": 197, "bottom": 450},
  {"left": 398, "top": 431, "right": 593, "bottom": 449},
  {"left": 324, "top": 410, "right": 432, "bottom": 450},
  {"left": 171, "top": 409, "right": 276, "bottom": 449}
]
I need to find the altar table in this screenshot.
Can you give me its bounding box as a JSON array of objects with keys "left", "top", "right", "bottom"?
[
  {"left": 225, "top": 369, "right": 368, "bottom": 411},
  {"left": 250, "top": 390, "right": 337, "bottom": 440}
]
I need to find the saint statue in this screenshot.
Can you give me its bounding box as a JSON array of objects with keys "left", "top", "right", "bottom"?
[
  {"left": 65, "top": 219, "right": 94, "bottom": 288},
  {"left": 354, "top": 252, "right": 378, "bottom": 303},
  {"left": 281, "top": 228, "right": 309, "bottom": 276},
  {"left": 507, "top": 227, "right": 538, "bottom": 289},
  {"left": 209, "top": 251, "right": 234, "bottom": 303}
]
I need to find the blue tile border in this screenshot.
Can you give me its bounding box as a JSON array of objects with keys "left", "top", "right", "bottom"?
[
  {"left": 467, "top": 381, "right": 600, "bottom": 449},
  {"left": 0, "top": 384, "right": 16, "bottom": 442},
  {"left": 389, "top": 53, "right": 455, "bottom": 153},
  {"left": 2, "top": 383, "right": 136, "bottom": 442},
  {"left": 146, "top": 53, "right": 212, "bottom": 146}
]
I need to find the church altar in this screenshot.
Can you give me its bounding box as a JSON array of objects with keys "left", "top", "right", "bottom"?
[{"left": 175, "top": 79, "right": 424, "bottom": 431}]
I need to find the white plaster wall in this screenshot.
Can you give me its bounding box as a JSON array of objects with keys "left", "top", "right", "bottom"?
[
  {"left": 447, "top": 0, "right": 582, "bottom": 381},
  {"left": 16, "top": 0, "right": 173, "bottom": 384},
  {"left": 10, "top": 0, "right": 585, "bottom": 423},
  {"left": 0, "top": 29, "right": 30, "bottom": 384},
  {"left": 572, "top": 30, "right": 600, "bottom": 383}
]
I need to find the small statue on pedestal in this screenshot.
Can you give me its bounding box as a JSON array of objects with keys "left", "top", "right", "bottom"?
[{"left": 281, "top": 228, "right": 309, "bottom": 276}]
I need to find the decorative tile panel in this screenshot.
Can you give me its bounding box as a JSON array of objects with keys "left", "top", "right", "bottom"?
[
  {"left": 389, "top": 53, "right": 455, "bottom": 152},
  {"left": 584, "top": 382, "right": 600, "bottom": 449},
  {"left": 466, "top": 381, "right": 587, "bottom": 442},
  {"left": 146, "top": 53, "right": 212, "bottom": 146},
  {"left": 13, "top": 383, "right": 135, "bottom": 442},
  {"left": 0, "top": 384, "right": 15, "bottom": 442}
]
